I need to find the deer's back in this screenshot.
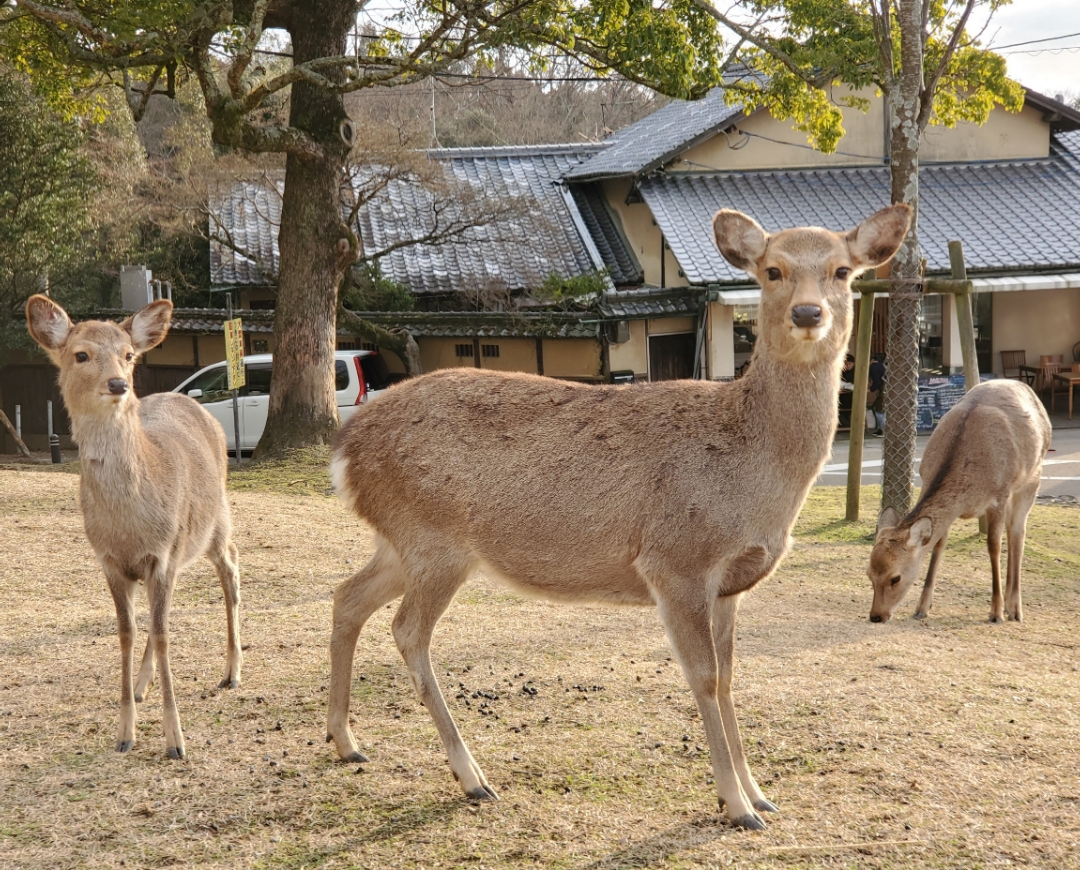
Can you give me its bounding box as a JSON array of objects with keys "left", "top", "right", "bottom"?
[
  {"left": 333, "top": 368, "right": 813, "bottom": 590},
  {"left": 918, "top": 380, "right": 1050, "bottom": 510}
]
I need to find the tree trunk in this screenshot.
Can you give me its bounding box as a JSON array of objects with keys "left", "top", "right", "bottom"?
[
  {"left": 254, "top": 0, "right": 358, "bottom": 459},
  {"left": 881, "top": 0, "right": 925, "bottom": 516},
  {"left": 337, "top": 309, "right": 423, "bottom": 376}
]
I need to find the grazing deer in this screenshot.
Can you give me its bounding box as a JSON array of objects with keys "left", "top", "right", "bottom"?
[
  {"left": 25, "top": 296, "right": 243, "bottom": 759},
  {"left": 868, "top": 378, "right": 1050, "bottom": 625},
  {"left": 327, "top": 205, "right": 911, "bottom": 830}
]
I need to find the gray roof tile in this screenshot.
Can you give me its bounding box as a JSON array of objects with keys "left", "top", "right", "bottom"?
[
  {"left": 641, "top": 131, "right": 1080, "bottom": 285},
  {"left": 208, "top": 176, "right": 283, "bottom": 286},
  {"left": 564, "top": 87, "right": 747, "bottom": 182},
  {"left": 598, "top": 286, "right": 702, "bottom": 319}
]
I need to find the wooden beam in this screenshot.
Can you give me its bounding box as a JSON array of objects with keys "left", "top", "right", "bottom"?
[{"left": 846, "top": 289, "right": 876, "bottom": 522}]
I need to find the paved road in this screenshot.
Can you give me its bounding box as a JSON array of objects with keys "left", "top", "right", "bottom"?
[{"left": 818, "top": 425, "right": 1080, "bottom": 500}]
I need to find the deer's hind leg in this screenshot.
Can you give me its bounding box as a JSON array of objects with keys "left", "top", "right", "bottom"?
[
  {"left": 1004, "top": 482, "right": 1039, "bottom": 622},
  {"left": 327, "top": 539, "right": 407, "bottom": 763},
  {"left": 134, "top": 635, "right": 156, "bottom": 703},
  {"left": 207, "top": 529, "right": 243, "bottom": 689},
  {"left": 914, "top": 533, "right": 948, "bottom": 619},
  {"left": 986, "top": 507, "right": 1006, "bottom": 624},
  {"left": 390, "top": 544, "right": 493, "bottom": 799}
]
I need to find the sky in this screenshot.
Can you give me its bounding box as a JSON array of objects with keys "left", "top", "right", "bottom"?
[{"left": 982, "top": 2, "right": 1080, "bottom": 100}]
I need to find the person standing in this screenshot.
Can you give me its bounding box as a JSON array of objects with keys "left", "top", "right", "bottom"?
[{"left": 867, "top": 354, "right": 886, "bottom": 436}]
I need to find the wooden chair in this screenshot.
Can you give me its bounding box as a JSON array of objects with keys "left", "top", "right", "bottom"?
[
  {"left": 1000, "top": 350, "right": 1030, "bottom": 383},
  {"left": 1035, "top": 354, "right": 1064, "bottom": 397}
]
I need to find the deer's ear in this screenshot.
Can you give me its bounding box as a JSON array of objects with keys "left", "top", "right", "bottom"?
[
  {"left": 26, "top": 295, "right": 72, "bottom": 359},
  {"left": 877, "top": 506, "right": 901, "bottom": 530},
  {"left": 713, "top": 209, "right": 768, "bottom": 272},
  {"left": 845, "top": 205, "right": 911, "bottom": 270},
  {"left": 123, "top": 299, "right": 173, "bottom": 354},
  {"left": 906, "top": 517, "right": 933, "bottom": 549}
]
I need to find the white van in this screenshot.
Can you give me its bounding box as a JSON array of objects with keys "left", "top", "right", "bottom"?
[{"left": 173, "top": 350, "right": 393, "bottom": 452}]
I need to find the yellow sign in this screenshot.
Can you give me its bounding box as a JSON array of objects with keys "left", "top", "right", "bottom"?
[{"left": 224, "top": 318, "right": 246, "bottom": 390}]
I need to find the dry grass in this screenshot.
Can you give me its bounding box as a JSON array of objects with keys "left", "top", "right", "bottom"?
[{"left": 2, "top": 456, "right": 1079, "bottom": 870}]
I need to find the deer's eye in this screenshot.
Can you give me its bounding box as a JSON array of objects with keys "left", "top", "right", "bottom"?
[
  {"left": 766, "top": 267, "right": 781, "bottom": 282},
  {"left": 125, "top": 352, "right": 134, "bottom": 361},
  {"left": 74, "top": 352, "right": 88, "bottom": 363},
  {"left": 835, "top": 267, "right": 852, "bottom": 280},
  {"left": 889, "top": 576, "right": 901, "bottom": 587}
]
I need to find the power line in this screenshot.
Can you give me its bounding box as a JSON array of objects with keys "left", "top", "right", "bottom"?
[{"left": 989, "top": 31, "right": 1080, "bottom": 51}]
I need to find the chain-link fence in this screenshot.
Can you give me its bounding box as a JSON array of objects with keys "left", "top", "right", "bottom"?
[{"left": 881, "top": 280, "right": 922, "bottom": 515}]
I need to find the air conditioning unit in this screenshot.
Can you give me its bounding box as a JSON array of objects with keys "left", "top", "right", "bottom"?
[{"left": 605, "top": 320, "right": 631, "bottom": 344}]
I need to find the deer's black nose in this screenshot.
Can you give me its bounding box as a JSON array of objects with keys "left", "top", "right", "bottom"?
[
  {"left": 791, "top": 305, "right": 823, "bottom": 328},
  {"left": 869, "top": 614, "right": 883, "bottom": 624},
  {"left": 107, "top": 379, "right": 129, "bottom": 396}
]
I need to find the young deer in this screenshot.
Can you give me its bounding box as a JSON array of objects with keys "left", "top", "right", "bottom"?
[
  {"left": 327, "top": 206, "right": 910, "bottom": 830},
  {"left": 868, "top": 378, "right": 1051, "bottom": 624},
  {"left": 26, "top": 296, "right": 243, "bottom": 759}
]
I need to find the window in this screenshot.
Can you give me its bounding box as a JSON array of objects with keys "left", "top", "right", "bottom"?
[
  {"left": 182, "top": 367, "right": 230, "bottom": 404},
  {"left": 481, "top": 344, "right": 500, "bottom": 358},
  {"left": 251, "top": 339, "right": 269, "bottom": 353},
  {"left": 243, "top": 363, "right": 272, "bottom": 395},
  {"left": 360, "top": 355, "right": 392, "bottom": 391},
  {"left": 335, "top": 360, "right": 350, "bottom": 391},
  {"left": 455, "top": 343, "right": 473, "bottom": 358}
]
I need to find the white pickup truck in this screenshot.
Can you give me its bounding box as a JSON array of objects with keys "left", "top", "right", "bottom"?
[{"left": 173, "top": 350, "right": 393, "bottom": 452}]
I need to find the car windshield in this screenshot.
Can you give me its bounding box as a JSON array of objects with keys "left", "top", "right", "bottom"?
[{"left": 360, "top": 355, "right": 392, "bottom": 391}]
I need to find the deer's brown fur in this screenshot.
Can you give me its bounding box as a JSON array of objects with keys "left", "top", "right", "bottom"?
[
  {"left": 327, "top": 206, "right": 910, "bottom": 829},
  {"left": 25, "top": 296, "right": 242, "bottom": 759},
  {"left": 868, "top": 378, "right": 1051, "bottom": 624}
]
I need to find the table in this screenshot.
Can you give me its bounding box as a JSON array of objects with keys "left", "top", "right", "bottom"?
[
  {"left": 1017, "top": 365, "right": 1040, "bottom": 386},
  {"left": 1052, "top": 371, "right": 1080, "bottom": 419}
]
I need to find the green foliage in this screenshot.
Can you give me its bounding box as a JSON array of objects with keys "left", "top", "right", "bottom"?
[
  {"left": 533, "top": 270, "right": 608, "bottom": 310},
  {"left": 343, "top": 262, "right": 415, "bottom": 312},
  {"left": 0, "top": 68, "right": 102, "bottom": 349},
  {"left": 718, "top": 1, "right": 1022, "bottom": 153}
]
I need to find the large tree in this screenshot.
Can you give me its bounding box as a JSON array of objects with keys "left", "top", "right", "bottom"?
[
  {"left": 691, "top": 0, "right": 1021, "bottom": 514},
  {"left": 3, "top": 0, "right": 725, "bottom": 457}
]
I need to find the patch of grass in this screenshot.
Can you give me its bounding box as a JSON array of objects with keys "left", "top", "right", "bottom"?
[
  {"left": 4, "top": 465, "right": 1080, "bottom": 869},
  {"left": 227, "top": 446, "right": 334, "bottom": 497}
]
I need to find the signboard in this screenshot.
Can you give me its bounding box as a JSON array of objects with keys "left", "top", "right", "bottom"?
[{"left": 224, "top": 318, "right": 246, "bottom": 390}]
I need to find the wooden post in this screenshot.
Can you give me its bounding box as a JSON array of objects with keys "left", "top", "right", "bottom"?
[
  {"left": 948, "top": 240, "right": 987, "bottom": 535},
  {"left": 845, "top": 289, "right": 876, "bottom": 521}
]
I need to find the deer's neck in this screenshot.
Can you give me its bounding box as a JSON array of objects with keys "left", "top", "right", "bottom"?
[
  {"left": 738, "top": 343, "right": 844, "bottom": 462},
  {"left": 71, "top": 401, "right": 153, "bottom": 499}
]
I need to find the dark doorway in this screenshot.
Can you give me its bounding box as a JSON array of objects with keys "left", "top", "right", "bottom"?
[{"left": 648, "top": 332, "right": 696, "bottom": 381}]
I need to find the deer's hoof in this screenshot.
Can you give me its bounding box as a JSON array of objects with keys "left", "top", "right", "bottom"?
[
  {"left": 730, "top": 811, "right": 766, "bottom": 831},
  {"left": 115, "top": 740, "right": 134, "bottom": 753},
  {"left": 218, "top": 678, "right": 240, "bottom": 690},
  {"left": 343, "top": 750, "right": 369, "bottom": 764},
  {"left": 166, "top": 746, "right": 186, "bottom": 760},
  {"left": 133, "top": 692, "right": 145, "bottom": 703},
  {"left": 989, "top": 615, "right": 1004, "bottom": 625},
  {"left": 466, "top": 784, "right": 499, "bottom": 801},
  {"left": 753, "top": 798, "right": 779, "bottom": 813},
  {"left": 913, "top": 610, "right": 927, "bottom": 620}
]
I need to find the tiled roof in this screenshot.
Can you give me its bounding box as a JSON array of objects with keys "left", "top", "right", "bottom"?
[
  {"left": 208, "top": 176, "right": 283, "bottom": 286},
  {"left": 597, "top": 287, "right": 702, "bottom": 319},
  {"left": 640, "top": 131, "right": 1080, "bottom": 286},
  {"left": 563, "top": 88, "right": 748, "bottom": 182},
  {"left": 569, "top": 183, "right": 643, "bottom": 285},
  {"left": 211, "top": 147, "right": 642, "bottom": 296},
  {"left": 159, "top": 308, "right": 598, "bottom": 340},
  {"left": 349, "top": 310, "right": 599, "bottom": 340},
  {"left": 353, "top": 145, "right": 618, "bottom": 295}
]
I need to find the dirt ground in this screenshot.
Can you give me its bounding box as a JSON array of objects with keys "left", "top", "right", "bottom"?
[{"left": 1, "top": 462, "right": 1079, "bottom": 870}]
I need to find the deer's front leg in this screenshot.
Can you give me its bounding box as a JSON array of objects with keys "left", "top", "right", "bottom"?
[
  {"left": 145, "top": 565, "right": 184, "bottom": 759},
  {"left": 655, "top": 586, "right": 764, "bottom": 830},
  {"left": 103, "top": 565, "right": 138, "bottom": 753},
  {"left": 712, "top": 592, "right": 775, "bottom": 814},
  {"left": 914, "top": 534, "right": 948, "bottom": 619}
]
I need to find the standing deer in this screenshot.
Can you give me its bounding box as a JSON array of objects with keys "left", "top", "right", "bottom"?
[
  {"left": 26, "top": 295, "right": 243, "bottom": 759},
  {"left": 868, "top": 378, "right": 1050, "bottom": 624},
  {"left": 327, "top": 205, "right": 911, "bottom": 830}
]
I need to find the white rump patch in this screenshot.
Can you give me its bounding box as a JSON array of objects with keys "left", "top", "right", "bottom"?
[{"left": 329, "top": 454, "right": 355, "bottom": 510}]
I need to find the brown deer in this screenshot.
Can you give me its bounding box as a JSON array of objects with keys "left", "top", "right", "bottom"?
[
  {"left": 25, "top": 295, "right": 243, "bottom": 759},
  {"left": 868, "top": 378, "right": 1051, "bottom": 624},
  {"left": 327, "top": 205, "right": 910, "bottom": 830}
]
